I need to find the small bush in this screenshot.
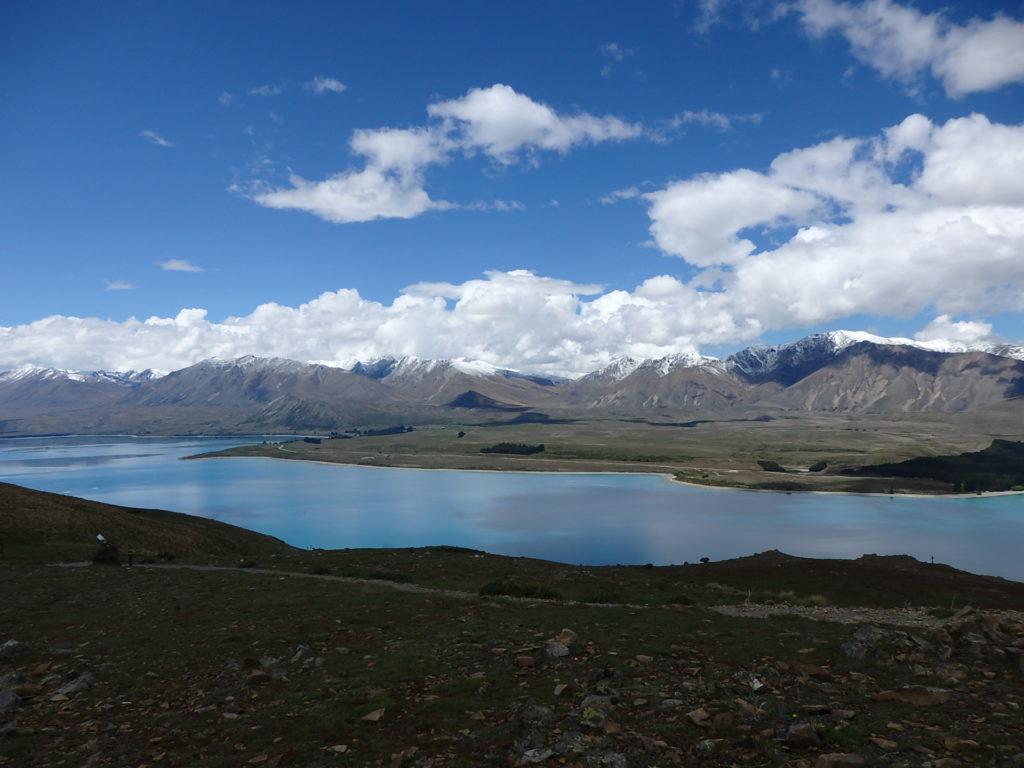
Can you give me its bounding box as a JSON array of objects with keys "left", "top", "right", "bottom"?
[
  {"left": 757, "top": 459, "right": 787, "bottom": 473},
  {"left": 705, "top": 582, "right": 745, "bottom": 597},
  {"left": 238, "top": 560, "right": 258, "bottom": 569},
  {"left": 581, "top": 592, "right": 621, "bottom": 604},
  {"left": 479, "top": 579, "right": 562, "bottom": 600},
  {"left": 310, "top": 566, "right": 332, "bottom": 575},
  {"left": 808, "top": 460, "right": 828, "bottom": 472},
  {"left": 821, "top": 725, "right": 863, "bottom": 747},
  {"left": 366, "top": 570, "right": 413, "bottom": 584},
  {"left": 92, "top": 543, "right": 121, "bottom": 566},
  {"left": 156, "top": 551, "right": 176, "bottom": 561},
  {"left": 665, "top": 595, "right": 696, "bottom": 606}
]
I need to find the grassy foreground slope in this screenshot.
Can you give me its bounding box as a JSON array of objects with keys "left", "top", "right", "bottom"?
[
  {"left": 0, "top": 481, "right": 289, "bottom": 563},
  {"left": 2, "top": 485, "right": 1024, "bottom": 767}
]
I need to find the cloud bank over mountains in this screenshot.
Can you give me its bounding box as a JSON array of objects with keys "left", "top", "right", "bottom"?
[
  {"left": 4, "top": 109, "right": 1022, "bottom": 378},
  {"left": 4, "top": 1, "right": 1023, "bottom": 379}
]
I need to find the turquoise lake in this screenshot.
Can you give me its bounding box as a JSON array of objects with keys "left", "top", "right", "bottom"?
[{"left": 1, "top": 435, "right": 1022, "bottom": 581}]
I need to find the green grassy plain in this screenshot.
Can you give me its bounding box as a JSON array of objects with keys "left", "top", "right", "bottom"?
[{"left": 201, "top": 408, "right": 1024, "bottom": 494}]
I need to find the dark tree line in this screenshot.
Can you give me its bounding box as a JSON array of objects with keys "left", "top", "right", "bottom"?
[{"left": 480, "top": 442, "right": 546, "bottom": 455}]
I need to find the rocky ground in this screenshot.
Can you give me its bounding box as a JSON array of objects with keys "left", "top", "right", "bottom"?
[{"left": 2, "top": 562, "right": 1023, "bottom": 768}]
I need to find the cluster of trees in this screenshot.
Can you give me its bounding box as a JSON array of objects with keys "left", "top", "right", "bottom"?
[
  {"left": 329, "top": 425, "right": 414, "bottom": 439},
  {"left": 480, "top": 442, "right": 546, "bottom": 455},
  {"left": 850, "top": 439, "right": 1024, "bottom": 493}
]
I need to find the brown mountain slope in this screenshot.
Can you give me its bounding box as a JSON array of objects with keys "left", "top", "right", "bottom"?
[
  {"left": 762, "top": 345, "right": 1024, "bottom": 412},
  {"left": 0, "top": 481, "right": 289, "bottom": 562}
]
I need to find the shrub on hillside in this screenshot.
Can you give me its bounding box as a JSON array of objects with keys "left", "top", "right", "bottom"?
[{"left": 480, "top": 443, "right": 545, "bottom": 455}]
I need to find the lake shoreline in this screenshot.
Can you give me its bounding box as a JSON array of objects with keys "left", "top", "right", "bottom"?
[{"left": 195, "top": 450, "right": 1024, "bottom": 500}]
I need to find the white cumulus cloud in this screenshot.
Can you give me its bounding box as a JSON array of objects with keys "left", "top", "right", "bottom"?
[
  {"left": 0, "top": 271, "right": 744, "bottom": 377},
  {"left": 792, "top": 0, "right": 1024, "bottom": 97},
  {"left": 643, "top": 113, "right": 1024, "bottom": 329},
  {"left": 427, "top": 84, "right": 643, "bottom": 164},
  {"left": 915, "top": 315, "right": 995, "bottom": 344},
  {"left": 248, "top": 84, "right": 645, "bottom": 224},
  {"left": 140, "top": 130, "right": 173, "bottom": 147},
  {"left": 159, "top": 259, "right": 204, "bottom": 273},
  {"left": 253, "top": 168, "right": 451, "bottom": 224},
  {"left": 307, "top": 76, "right": 347, "bottom": 95}
]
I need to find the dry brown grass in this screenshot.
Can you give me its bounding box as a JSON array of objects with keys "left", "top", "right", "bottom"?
[{"left": 0, "top": 481, "right": 288, "bottom": 563}]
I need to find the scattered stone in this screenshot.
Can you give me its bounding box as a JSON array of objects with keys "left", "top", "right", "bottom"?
[
  {"left": 783, "top": 722, "right": 821, "bottom": 749},
  {"left": 56, "top": 672, "right": 94, "bottom": 695},
  {"left": 695, "top": 739, "right": 724, "bottom": 754},
  {"left": 0, "top": 673, "right": 24, "bottom": 690},
  {"left": 712, "top": 712, "right": 734, "bottom": 732},
  {"left": 815, "top": 754, "right": 866, "bottom": 768},
  {"left": 922, "top": 759, "right": 962, "bottom": 768},
  {"left": 735, "top": 698, "right": 758, "bottom": 715},
  {"left": 521, "top": 747, "right": 553, "bottom": 763},
  {"left": 792, "top": 662, "right": 832, "bottom": 680},
  {"left": 868, "top": 736, "right": 898, "bottom": 750},
  {"left": 0, "top": 640, "right": 27, "bottom": 661},
  {"left": 514, "top": 656, "right": 536, "bottom": 668},
  {"left": 840, "top": 626, "right": 888, "bottom": 661},
  {"left": 545, "top": 642, "right": 569, "bottom": 658},
  {"left": 687, "top": 707, "right": 711, "bottom": 727},
  {"left": 634, "top": 655, "right": 653, "bottom": 663},
  {"left": 520, "top": 705, "right": 554, "bottom": 725},
  {"left": 553, "top": 683, "right": 569, "bottom": 697},
  {"left": 950, "top": 606, "right": 975, "bottom": 622},
  {"left": 361, "top": 708, "right": 385, "bottom": 722},
  {"left": 876, "top": 686, "right": 952, "bottom": 706},
  {"left": 552, "top": 731, "right": 584, "bottom": 756},
  {"left": 585, "top": 753, "right": 627, "bottom": 768},
  {"left": 554, "top": 629, "right": 578, "bottom": 646},
  {"left": 0, "top": 690, "right": 22, "bottom": 711},
  {"left": 246, "top": 670, "right": 271, "bottom": 686},
  {"left": 602, "top": 719, "right": 621, "bottom": 735},
  {"left": 944, "top": 737, "right": 980, "bottom": 752},
  {"left": 580, "top": 694, "right": 612, "bottom": 710}
]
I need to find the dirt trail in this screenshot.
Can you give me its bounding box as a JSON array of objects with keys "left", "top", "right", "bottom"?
[{"left": 51, "top": 560, "right": 1024, "bottom": 627}]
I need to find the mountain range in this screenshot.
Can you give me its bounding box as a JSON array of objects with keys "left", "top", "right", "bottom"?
[{"left": 2, "top": 331, "right": 1022, "bottom": 435}]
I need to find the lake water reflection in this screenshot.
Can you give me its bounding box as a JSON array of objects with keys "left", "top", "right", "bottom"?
[{"left": 1, "top": 436, "right": 1022, "bottom": 581}]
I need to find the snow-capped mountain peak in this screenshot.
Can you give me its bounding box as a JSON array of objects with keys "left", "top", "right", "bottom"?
[{"left": 349, "top": 355, "right": 510, "bottom": 380}]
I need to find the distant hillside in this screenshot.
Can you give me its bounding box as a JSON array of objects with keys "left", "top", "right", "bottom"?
[
  {"left": 2, "top": 330, "right": 1023, "bottom": 436},
  {"left": 0, "top": 482, "right": 291, "bottom": 562}
]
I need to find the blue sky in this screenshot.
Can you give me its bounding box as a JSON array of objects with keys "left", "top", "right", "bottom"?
[{"left": 2, "top": 0, "right": 1023, "bottom": 376}]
